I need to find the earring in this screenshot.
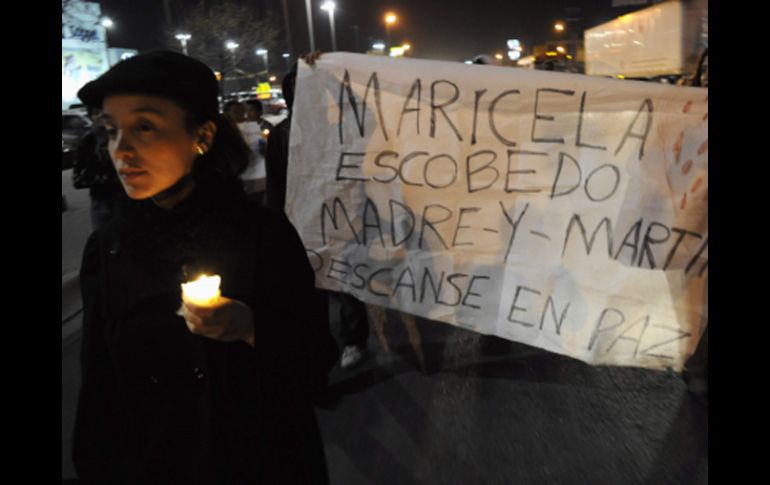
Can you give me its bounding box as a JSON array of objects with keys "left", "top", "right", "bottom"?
[{"left": 196, "top": 146, "right": 205, "bottom": 156}]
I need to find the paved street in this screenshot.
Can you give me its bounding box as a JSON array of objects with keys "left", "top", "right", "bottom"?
[
  {"left": 317, "top": 313, "right": 707, "bottom": 484},
  {"left": 62, "top": 169, "right": 89, "bottom": 480},
  {"left": 62, "top": 170, "right": 707, "bottom": 484}
]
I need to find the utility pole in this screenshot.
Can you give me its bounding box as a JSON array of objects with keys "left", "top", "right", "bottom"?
[
  {"left": 281, "top": 0, "right": 295, "bottom": 59},
  {"left": 566, "top": 7, "right": 582, "bottom": 73},
  {"left": 219, "top": 49, "right": 226, "bottom": 100},
  {"left": 351, "top": 25, "right": 360, "bottom": 52},
  {"left": 162, "top": 0, "right": 175, "bottom": 32},
  {"left": 304, "top": 0, "right": 315, "bottom": 52}
]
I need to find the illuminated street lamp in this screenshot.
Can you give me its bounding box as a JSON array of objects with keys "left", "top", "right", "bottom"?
[
  {"left": 554, "top": 22, "right": 572, "bottom": 60},
  {"left": 384, "top": 12, "right": 397, "bottom": 48},
  {"left": 256, "top": 48, "right": 269, "bottom": 74},
  {"left": 321, "top": 1, "right": 337, "bottom": 52},
  {"left": 100, "top": 17, "right": 114, "bottom": 47},
  {"left": 507, "top": 39, "right": 523, "bottom": 61},
  {"left": 223, "top": 41, "right": 239, "bottom": 98},
  {"left": 176, "top": 33, "right": 191, "bottom": 56}
]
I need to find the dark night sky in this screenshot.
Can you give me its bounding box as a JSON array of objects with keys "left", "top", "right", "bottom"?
[{"left": 98, "top": 0, "right": 640, "bottom": 62}]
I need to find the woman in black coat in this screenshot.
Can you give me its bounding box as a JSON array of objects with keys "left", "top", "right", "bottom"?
[{"left": 72, "top": 50, "right": 338, "bottom": 485}]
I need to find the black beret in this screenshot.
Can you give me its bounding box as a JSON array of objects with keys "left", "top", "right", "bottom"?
[{"left": 78, "top": 50, "right": 219, "bottom": 119}]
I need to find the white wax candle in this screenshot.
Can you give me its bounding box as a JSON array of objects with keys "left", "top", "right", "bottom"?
[{"left": 181, "top": 274, "right": 222, "bottom": 306}]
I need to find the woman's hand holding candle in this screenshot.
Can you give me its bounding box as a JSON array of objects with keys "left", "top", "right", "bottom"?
[{"left": 180, "top": 275, "right": 255, "bottom": 346}]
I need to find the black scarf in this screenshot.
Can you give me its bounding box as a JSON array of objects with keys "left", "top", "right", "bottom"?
[{"left": 110, "top": 176, "right": 252, "bottom": 280}]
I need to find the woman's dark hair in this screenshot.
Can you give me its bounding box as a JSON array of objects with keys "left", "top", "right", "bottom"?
[{"left": 181, "top": 104, "right": 251, "bottom": 184}]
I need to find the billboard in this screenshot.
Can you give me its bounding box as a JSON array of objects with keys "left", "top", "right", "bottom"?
[{"left": 62, "top": 1, "right": 109, "bottom": 109}]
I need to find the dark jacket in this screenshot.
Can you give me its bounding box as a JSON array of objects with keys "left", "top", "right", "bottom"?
[{"left": 73, "top": 178, "right": 338, "bottom": 485}]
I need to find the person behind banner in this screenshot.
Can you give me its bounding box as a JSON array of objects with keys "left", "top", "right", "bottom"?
[
  {"left": 266, "top": 54, "right": 372, "bottom": 369},
  {"left": 265, "top": 70, "right": 295, "bottom": 212},
  {"left": 72, "top": 50, "right": 338, "bottom": 484}
]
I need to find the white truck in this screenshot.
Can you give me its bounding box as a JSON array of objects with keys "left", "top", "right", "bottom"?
[{"left": 584, "top": 0, "right": 707, "bottom": 80}]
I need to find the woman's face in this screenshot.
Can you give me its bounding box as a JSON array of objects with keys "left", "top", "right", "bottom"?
[{"left": 102, "top": 95, "right": 201, "bottom": 200}]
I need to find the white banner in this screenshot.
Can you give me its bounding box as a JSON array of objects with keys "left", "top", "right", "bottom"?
[{"left": 287, "top": 53, "right": 707, "bottom": 371}]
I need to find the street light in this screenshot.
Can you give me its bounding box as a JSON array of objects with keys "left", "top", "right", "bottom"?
[
  {"left": 100, "top": 17, "right": 114, "bottom": 48},
  {"left": 554, "top": 22, "right": 570, "bottom": 60},
  {"left": 256, "top": 48, "right": 269, "bottom": 76},
  {"left": 321, "top": 2, "right": 337, "bottom": 52},
  {"left": 224, "top": 41, "right": 239, "bottom": 98},
  {"left": 176, "top": 33, "right": 191, "bottom": 56},
  {"left": 384, "top": 12, "right": 397, "bottom": 49}
]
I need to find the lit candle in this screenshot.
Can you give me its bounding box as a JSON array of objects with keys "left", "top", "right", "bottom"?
[{"left": 181, "top": 274, "right": 222, "bottom": 306}]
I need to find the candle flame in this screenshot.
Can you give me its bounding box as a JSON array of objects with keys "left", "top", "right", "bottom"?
[{"left": 182, "top": 274, "right": 221, "bottom": 306}]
